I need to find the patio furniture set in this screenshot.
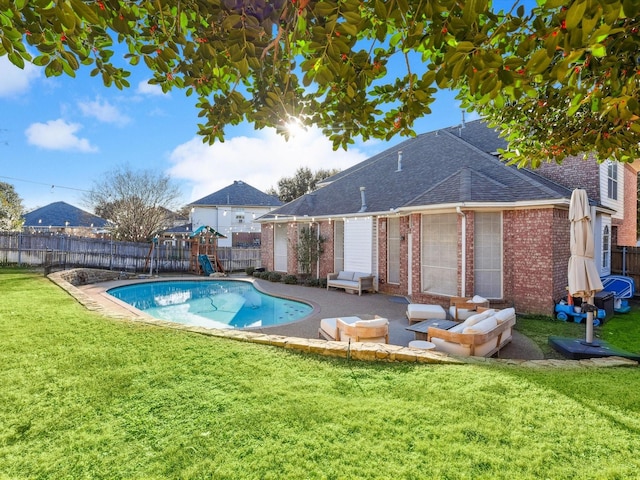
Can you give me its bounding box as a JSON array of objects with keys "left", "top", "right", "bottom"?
[{"left": 318, "top": 294, "right": 516, "bottom": 358}]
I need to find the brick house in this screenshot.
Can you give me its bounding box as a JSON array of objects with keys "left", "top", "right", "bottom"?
[{"left": 257, "top": 121, "right": 638, "bottom": 314}]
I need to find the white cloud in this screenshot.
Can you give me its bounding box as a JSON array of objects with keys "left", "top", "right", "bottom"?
[
  {"left": 137, "top": 80, "right": 166, "bottom": 97},
  {"left": 25, "top": 119, "right": 98, "bottom": 152},
  {"left": 77, "top": 96, "right": 131, "bottom": 125},
  {"left": 0, "top": 56, "right": 40, "bottom": 98},
  {"left": 168, "top": 127, "right": 368, "bottom": 201}
]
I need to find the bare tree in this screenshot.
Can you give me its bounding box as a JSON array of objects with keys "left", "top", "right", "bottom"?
[{"left": 84, "top": 165, "right": 182, "bottom": 242}]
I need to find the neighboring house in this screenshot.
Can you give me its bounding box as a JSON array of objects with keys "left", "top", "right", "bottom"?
[
  {"left": 257, "top": 120, "right": 639, "bottom": 315},
  {"left": 22, "top": 201, "right": 109, "bottom": 237},
  {"left": 190, "top": 180, "right": 282, "bottom": 248}
]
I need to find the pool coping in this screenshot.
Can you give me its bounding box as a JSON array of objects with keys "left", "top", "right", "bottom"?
[{"left": 47, "top": 269, "right": 638, "bottom": 369}]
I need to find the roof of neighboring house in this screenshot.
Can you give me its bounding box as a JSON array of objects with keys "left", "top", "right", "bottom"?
[
  {"left": 190, "top": 180, "right": 282, "bottom": 207},
  {"left": 163, "top": 223, "right": 193, "bottom": 234},
  {"left": 22, "top": 201, "right": 108, "bottom": 228},
  {"left": 262, "top": 120, "right": 579, "bottom": 219}
]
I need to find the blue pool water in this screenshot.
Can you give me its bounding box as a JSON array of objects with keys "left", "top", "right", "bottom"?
[{"left": 107, "top": 280, "right": 313, "bottom": 329}]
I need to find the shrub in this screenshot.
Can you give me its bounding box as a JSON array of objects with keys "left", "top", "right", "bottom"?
[
  {"left": 283, "top": 274, "right": 298, "bottom": 285},
  {"left": 268, "top": 272, "right": 282, "bottom": 282},
  {"left": 305, "top": 277, "right": 319, "bottom": 287},
  {"left": 245, "top": 266, "right": 255, "bottom": 276}
]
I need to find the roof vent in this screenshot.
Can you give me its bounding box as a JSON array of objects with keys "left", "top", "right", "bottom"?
[
  {"left": 358, "top": 186, "right": 367, "bottom": 213},
  {"left": 396, "top": 150, "right": 403, "bottom": 172}
]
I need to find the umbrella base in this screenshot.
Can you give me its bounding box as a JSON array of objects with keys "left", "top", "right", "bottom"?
[{"left": 549, "top": 336, "right": 640, "bottom": 361}]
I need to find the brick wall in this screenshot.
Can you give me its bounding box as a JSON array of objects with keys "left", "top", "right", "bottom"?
[
  {"left": 616, "top": 164, "right": 638, "bottom": 246},
  {"left": 287, "top": 222, "right": 298, "bottom": 274},
  {"left": 378, "top": 218, "right": 388, "bottom": 289},
  {"left": 376, "top": 216, "right": 412, "bottom": 296},
  {"left": 536, "top": 154, "right": 600, "bottom": 199},
  {"left": 502, "top": 208, "right": 569, "bottom": 314},
  {"left": 318, "top": 221, "right": 334, "bottom": 278},
  {"left": 261, "top": 224, "right": 274, "bottom": 271}
]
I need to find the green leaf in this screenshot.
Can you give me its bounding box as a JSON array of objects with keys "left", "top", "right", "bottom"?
[
  {"left": 623, "top": 0, "right": 640, "bottom": 17},
  {"left": 8, "top": 50, "right": 25, "bottom": 69},
  {"left": 526, "top": 49, "right": 552, "bottom": 74},
  {"left": 567, "top": 93, "right": 583, "bottom": 116},
  {"left": 565, "top": 0, "right": 587, "bottom": 30},
  {"left": 69, "top": 0, "right": 100, "bottom": 25},
  {"left": 374, "top": 0, "right": 387, "bottom": 20},
  {"left": 590, "top": 43, "right": 606, "bottom": 57}
]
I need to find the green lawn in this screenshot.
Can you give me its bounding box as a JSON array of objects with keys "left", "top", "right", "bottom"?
[{"left": 1, "top": 268, "right": 639, "bottom": 479}]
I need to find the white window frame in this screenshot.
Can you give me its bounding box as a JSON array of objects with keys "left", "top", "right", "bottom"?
[
  {"left": 421, "top": 213, "right": 457, "bottom": 296},
  {"left": 607, "top": 162, "right": 618, "bottom": 200},
  {"left": 602, "top": 225, "right": 610, "bottom": 271},
  {"left": 474, "top": 212, "right": 503, "bottom": 299},
  {"left": 387, "top": 217, "right": 401, "bottom": 285}
]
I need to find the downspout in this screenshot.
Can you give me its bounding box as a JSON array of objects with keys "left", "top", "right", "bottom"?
[
  {"left": 312, "top": 221, "right": 320, "bottom": 279},
  {"left": 456, "top": 206, "right": 466, "bottom": 298}
]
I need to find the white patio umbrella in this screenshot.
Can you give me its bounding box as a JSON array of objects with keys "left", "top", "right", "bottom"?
[{"left": 567, "top": 189, "right": 603, "bottom": 344}]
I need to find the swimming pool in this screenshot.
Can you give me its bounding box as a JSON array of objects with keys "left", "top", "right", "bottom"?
[{"left": 107, "top": 280, "right": 313, "bottom": 329}]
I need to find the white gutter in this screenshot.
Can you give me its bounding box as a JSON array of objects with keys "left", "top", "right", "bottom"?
[
  {"left": 256, "top": 199, "right": 615, "bottom": 224},
  {"left": 456, "top": 206, "right": 466, "bottom": 298}
]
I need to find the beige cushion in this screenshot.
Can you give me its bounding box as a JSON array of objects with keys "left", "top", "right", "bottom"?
[
  {"left": 463, "top": 316, "right": 498, "bottom": 334},
  {"left": 338, "top": 317, "right": 388, "bottom": 343},
  {"left": 320, "top": 316, "right": 360, "bottom": 339},
  {"left": 471, "top": 295, "right": 488, "bottom": 303},
  {"left": 461, "top": 309, "right": 495, "bottom": 327},
  {"left": 449, "top": 306, "right": 476, "bottom": 321},
  {"left": 353, "top": 272, "right": 371, "bottom": 280},
  {"left": 354, "top": 317, "right": 388, "bottom": 328},
  {"left": 336, "top": 271, "right": 354, "bottom": 281},
  {"left": 495, "top": 308, "right": 515, "bottom": 324},
  {"left": 447, "top": 323, "right": 466, "bottom": 333},
  {"left": 407, "top": 304, "right": 447, "bottom": 320}
]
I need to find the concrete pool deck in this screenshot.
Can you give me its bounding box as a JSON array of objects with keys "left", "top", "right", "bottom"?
[{"left": 48, "top": 269, "right": 637, "bottom": 368}]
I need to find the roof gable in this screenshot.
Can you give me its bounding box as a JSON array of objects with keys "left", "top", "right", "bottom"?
[
  {"left": 23, "top": 201, "right": 108, "bottom": 228},
  {"left": 191, "top": 180, "right": 282, "bottom": 207}
]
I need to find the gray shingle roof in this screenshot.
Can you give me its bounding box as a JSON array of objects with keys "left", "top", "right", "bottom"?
[
  {"left": 23, "top": 201, "right": 108, "bottom": 228},
  {"left": 190, "top": 180, "right": 282, "bottom": 207},
  {"left": 265, "top": 120, "right": 574, "bottom": 218}
]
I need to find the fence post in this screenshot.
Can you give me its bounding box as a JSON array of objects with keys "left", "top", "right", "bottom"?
[{"left": 17, "top": 232, "right": 22, "bottom": 266}]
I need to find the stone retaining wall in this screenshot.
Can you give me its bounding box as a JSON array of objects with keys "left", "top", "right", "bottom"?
[
  {"left": 47, "top": 269, "right": 638, "bottom": 369},
  {"left": 56, "top": 268, "right": 128, "bottom": 286}
]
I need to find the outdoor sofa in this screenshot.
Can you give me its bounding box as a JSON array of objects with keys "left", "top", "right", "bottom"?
[
  {"left": 318, "top": 315, "right": 389, "bottom": 343},
  {"left": 327, "top": 271, "right": 375, "bottom": 296},
  {"left": 427, "top": 307, "right": 516, "bottom": 357}
]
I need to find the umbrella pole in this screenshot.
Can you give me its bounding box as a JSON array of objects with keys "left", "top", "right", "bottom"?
[{"left": 583, "top": 295, "right": 599, "bottom": 346}]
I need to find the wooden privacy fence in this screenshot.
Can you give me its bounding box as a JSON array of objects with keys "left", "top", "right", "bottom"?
[
  {"left": 611, "top": 246, "right": 640, "bottom": 291},
  {"left": 0, "top": 232, "right": 262, "bottom": 274}
]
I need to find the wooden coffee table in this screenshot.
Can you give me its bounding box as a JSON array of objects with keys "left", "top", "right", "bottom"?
[{"left": 406, "top": 318, "right": 459, "bottom": 340}]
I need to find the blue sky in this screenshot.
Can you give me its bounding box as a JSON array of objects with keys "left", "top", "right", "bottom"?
[{"left": 1, "top": 34, "right": 477, "bottom": 213}]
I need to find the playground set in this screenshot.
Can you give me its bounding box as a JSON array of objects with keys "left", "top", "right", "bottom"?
[{"left": 189, "top": 226, "right": 226, "bottom": 276}]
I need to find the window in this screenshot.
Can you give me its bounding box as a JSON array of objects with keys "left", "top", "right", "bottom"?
[
  {"left": 387, "top": 217, "right": 400, "bottom": 284},
  {"left": 333, "top": 220, "right": 344, "bottom": 273},
  {"left": 474, "top": 212, "right": 503, "bottom": 298},
  {"left": 421, "top": 213, "right": 457, "bottom": 295},
  {"left": 607, "top": 162, "right": 618, "bottom": 200},
  {"left": 602, "top": 225, "right": 610, "bottom": 270}
]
